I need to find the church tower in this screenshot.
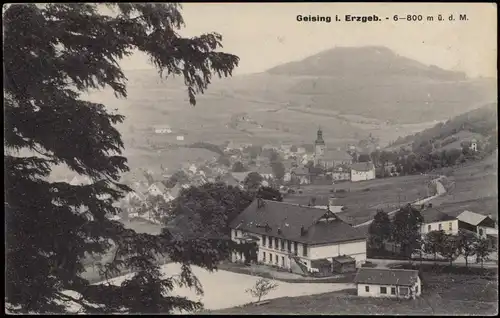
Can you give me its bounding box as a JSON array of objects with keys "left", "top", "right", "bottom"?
[{"left": 314, "top": 127, "right": 326, "bottom": 164}]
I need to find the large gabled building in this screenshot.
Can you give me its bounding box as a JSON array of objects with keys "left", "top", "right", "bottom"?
[{"left": 229, "top": 199, "right": 367, "bottom": 275}]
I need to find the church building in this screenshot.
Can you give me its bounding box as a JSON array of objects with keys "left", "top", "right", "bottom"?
[{"left": 314, "top": 128, "right": 353, "bottom": 169}]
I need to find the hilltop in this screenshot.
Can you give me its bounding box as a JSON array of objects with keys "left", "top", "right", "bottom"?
[
  {"left": 80, "top": 46, "right": 496, "bottom": 173},
  {"left": 387, "top": 103, "right": 498, "bottom": 153},
  {"left": 268, "top": 46, "right": 466, "bottom": 80},
  {"left": 264, "top": 46, "right": 496, "bottom": 124}
]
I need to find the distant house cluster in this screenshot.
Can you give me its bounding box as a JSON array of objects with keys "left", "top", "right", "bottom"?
[{"left": 313, "top": 128, "right": 376, "bottom": 183}]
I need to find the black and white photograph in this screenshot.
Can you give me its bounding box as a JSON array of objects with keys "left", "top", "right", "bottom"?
[{"left": 4, "top": 2, "right": 498, "bottom": 315}]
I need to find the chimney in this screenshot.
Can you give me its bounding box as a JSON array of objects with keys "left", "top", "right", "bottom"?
[
  {"left": 300, "top": 225, "right": 306, "bottom": 236},
  {"left": 277, "top": 228, "right": 282, "bottom": 235},
  {"left": 328, "top": 197, "right": 336, "bottom": 207},
  {"left": 265, "top": 223, "right": 271, "bottom": 232}
]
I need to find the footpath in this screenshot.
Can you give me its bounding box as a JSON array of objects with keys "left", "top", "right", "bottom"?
[{"left": 354, "top": 175, "right": 447, "bottom": 228}]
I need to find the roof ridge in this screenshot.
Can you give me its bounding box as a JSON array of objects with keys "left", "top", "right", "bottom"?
[{"left": 262, "top": 199, "right": 327, "bottom": 210}]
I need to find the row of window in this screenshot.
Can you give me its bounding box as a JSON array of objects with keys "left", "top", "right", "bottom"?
[
  {"left": 427, "top": 222, "right": 453, "bottom": 232},
  {"left": 262, "top": 251, "right": 286, "bottom": 267},
  {"left": 364, "top": 285, "right": 418, "bottom": 295},
  {"left": 261, "top": 235, "right": 308, "bottom": 257}
]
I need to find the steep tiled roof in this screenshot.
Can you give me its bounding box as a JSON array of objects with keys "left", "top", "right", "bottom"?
[
  {"left": 333, "top": 164, "right": 351, "bottom": 172},
  {"left": 231, "top": 171, "right": 251, "bottom": 183},
  {"left": 354, "top": 268, "right": 419, "bottom": 287},
  {"left": 253, "top": 165, "right": 274, "bottom": 175},
  {"left": 351, "top": 162, "right": 375, "bottom": 172},
  {"left": 420, "top": 207, "right": 456, "bottom": 223},
  {"left": 230, "top": 200, "right": 366, "bottom": 245},
  {"left": 292, "top": 166, "right": 309, "bottom": 175},
  {"left": 149, "top": 182, "right": 167, "bottom": 193},
  {"left": 323, "top": 150, "right": 353, "bottom": 161},
  {"left": 457, "top": 210, "right": 491, "bottom": 226},
  {"left": 220, "top": 173, "right": 240, "bottom": 187}
]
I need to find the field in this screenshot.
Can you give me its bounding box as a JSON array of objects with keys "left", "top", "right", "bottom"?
[
  {"left": 212, "top": 272, "right": 498, "bottom": 315},
  {"left": 78, "top": 68, "right": 476, "bottom": 174},
  {"left": 429, "top": 151, "right": 498, "bottom": 219},
  {"left": 284, "top": 174, "right": 434, "bottom": 226}
]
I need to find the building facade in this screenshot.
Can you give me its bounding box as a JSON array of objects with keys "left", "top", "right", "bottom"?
[
  {"left": 355, "top": 268, "right": 422, "bottom": 299},
  {"left": 419, "top": 207, "right": 459, "bottom": 237},
  {"left": 230, "top": 199, "right": 367, "bottom": 275},
  {"left": 350, "top": 162, "right": 376, "bottom": 182},
  {"left": 313, "top": 128, "right": 353, "bottom": 169},
  {"left": 457, "top": 210, "right": 497, "bottom": 239}
]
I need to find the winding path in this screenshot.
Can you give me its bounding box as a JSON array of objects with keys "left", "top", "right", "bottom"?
[{"left": 353, "top": 175, "right": 447, "bottom": 228}]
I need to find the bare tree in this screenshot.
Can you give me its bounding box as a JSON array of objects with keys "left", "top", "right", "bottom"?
[{"left": 245, "top": 278, "right": 279, "bottom": 303}]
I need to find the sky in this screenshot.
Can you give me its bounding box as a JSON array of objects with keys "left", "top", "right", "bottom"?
[{"left": 117, "top": 3, "right": 497, "bottom": 78}]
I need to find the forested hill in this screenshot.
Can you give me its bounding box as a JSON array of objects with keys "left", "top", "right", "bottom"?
[{"left": 388, "top": 103, "right": 498, "bottom": 152}]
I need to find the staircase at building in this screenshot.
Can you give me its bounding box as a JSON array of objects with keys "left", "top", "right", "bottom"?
[{"left": 290, "top": 255, "right": 309, "bottom": 276}]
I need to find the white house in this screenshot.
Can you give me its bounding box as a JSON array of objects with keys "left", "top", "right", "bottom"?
[
  {"left": 331, "top": 165, "right": 351, "bottom": 182},
  {"left": 419, "top": 207, "right": 459, "bottom": 237},
  {"left": 231, "top": 171, "right": 252, "bottom": 185},
  {"left": 69, "top": 175, "right": 93, "bottom": 186},
  {"left": 354, "top": 268, "right": 421, "bottom": 299},
  {"left": 188, "top": 164, "right": 198, "bottom": 175},
  {"left": 253, "top": 165, "right": 274, "bottom": 180},
  {"left": 296, "top": 147, "right": 306, "bottom": 154},
  {"left": 147, "top": 182, "right": 172, "bottom": 202},
  {"left": 283, "top": 172, "right": 292, "bottom": 183},
  {"left": 291, "top": 166, "right": 310, "bottom": 185},
  {"left": 229, "top": 199, "right": 367, "bottom": 276},
  {"left": 176, "top": 135, "right": 185, "bottom": 141},
  {"left": 470, "top": 139, "right": 478, "bottom": 152},
  {"left": 153, "top": 125, "right": 172, "bottom": 134},
  {"left": 350, "top": 162, "right": 376, "bottom": 182}
]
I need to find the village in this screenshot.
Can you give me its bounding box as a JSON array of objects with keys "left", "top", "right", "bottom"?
[
  {"left": 5, "top": 3, "right": 497, "bottom": 316},
  {"left": 88, "top": 127, "right": 393, "bottom": 222},
  {"left": 67, "top": 126, "right": 497, "bottom": 310}
]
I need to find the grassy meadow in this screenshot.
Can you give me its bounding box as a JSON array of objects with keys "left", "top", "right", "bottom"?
[
  {"left": 211, "top": 272, "right": 498, "bottom": 315},
  {"left": 430, "top": 151, "right": 498, "bottom": 219},
  {"left": 284, "top": 174, "right": 434, "bottom": 226}
]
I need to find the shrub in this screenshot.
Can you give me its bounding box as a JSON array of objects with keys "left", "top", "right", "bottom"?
[{"left": 362, "top": 188, "right": 371, "bottom": 192}]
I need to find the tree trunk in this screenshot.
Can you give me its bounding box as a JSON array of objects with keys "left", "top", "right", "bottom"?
[
  {"left": 481, "top": 259, "right": 484, "bottom": 269},
  {"left": 465, "top": 255, "right": 468, "bottom": 268}
]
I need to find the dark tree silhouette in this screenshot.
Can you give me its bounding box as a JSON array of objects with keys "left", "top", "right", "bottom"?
[
  {"left": 4, "top": 3, "right": 238, "bottom": 314},
  {"left": 391, "top": 204, "right": 424, "bottom": 258},
  {"left": 232, "top": 161, "right": 247, "bottom": 172},
  {"left": 368, "top": 209, "right": 392, "bottom": 250},
  {"left": 257, "top": 186, "right": 283, "bottom": 202}
]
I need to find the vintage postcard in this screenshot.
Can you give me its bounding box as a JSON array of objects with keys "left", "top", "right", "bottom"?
[{"left": 4, "top": 2, "right": 497, "bottom": 315}]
